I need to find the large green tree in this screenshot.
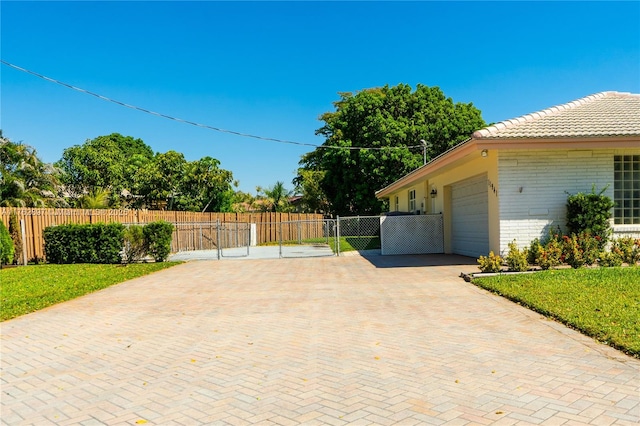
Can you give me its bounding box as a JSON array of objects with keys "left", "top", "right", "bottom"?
[
  {"left": 134, "top": 150, "right": 187, "bottom": 210},
  {"left": 56, "top": 133, "right": 154, "bottom": 206},
  {"left": 298, "top": 84, "right": 486, "bottom": 215},
  {"left": 1, "top": 135, "right": 65, "bottom": 207},
  {"left": 134, "top": 152, "right": 234, "bottom": 212},
  {"left": 178, "top": 156, "right": 234, "bottom": 212},
  {"left": 293, "top": 169, "right": 329, "bottom": 214}
]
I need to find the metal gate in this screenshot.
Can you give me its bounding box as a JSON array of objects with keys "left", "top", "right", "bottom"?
[
  {"left": 166, "top": 216, "right": 443, "bottom": 260},
  {"left": 275, "top": 219, "right": 338, "bottom": 258},
  {"left": 336, "top": 216, "right": 381, "bottom": 252},
  {"left": 218, "top": 221, "right": 251, "bottom": 258}
]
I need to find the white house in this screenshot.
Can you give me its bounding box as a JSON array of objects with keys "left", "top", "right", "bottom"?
[{"left": 375, "top": 91, "right": 640, "bottom": 258}]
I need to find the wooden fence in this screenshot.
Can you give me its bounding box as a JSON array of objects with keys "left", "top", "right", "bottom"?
[{"left": 0, "top": 208, "right": 324, "bottom": 263}]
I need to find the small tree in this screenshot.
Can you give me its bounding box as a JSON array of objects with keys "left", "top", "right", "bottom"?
[{"left": 566, "top": 185, "right": 614, "bottom": 249}]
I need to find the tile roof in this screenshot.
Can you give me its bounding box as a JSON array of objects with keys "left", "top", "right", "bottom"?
[{"left": 473, "top": 91, "right": 640, "bottom": 139}]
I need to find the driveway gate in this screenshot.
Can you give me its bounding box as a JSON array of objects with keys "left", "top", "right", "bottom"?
[
  {"left": 166, "top": 215, "right": 443, "bottom": 259},
  {"left": 275, "top": 219, "right": 338, "bottom": 258},
  {"left": 218, "top": 222, "right": 251, "bottom": 258}
]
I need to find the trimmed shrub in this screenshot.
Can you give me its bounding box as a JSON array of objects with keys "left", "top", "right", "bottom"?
[
  {"left": 122, "top": 225, "right": 146, "bottom": 264},
  {"left": 9, "top": 212, "right": 23, "bottom": 265},
  {"left": 527, "top": 238, "right": 543, "bottom": 266},
  {"left": 610, "top": 237, "right": 640, "bottom": 265},
  {"left": 562, "top": 234, "right": 584, "bottom": 269},
  {"left": 599, "top": 251, "right": 623, "bottom": 267},
  {"left": 477, "top": 251, "right": 503, "bottom": 273},
  {"left": 566, "top": 186, "right": 614, "bottom": 249},
  {"left": 0, "top": 220, "right": 15, "bottom": 266},
  {"left": 143, "top": 221, "right": 174, "bottom": 262},
  {"left": 44, "top": 223, "right": 125, "bottom": 264},
  {"left": 538, "top": 236, "right": 562, "bottom": 270},
  {"left": 561, "top": 232, "right": 600, "bottom": 269},
  {"left": 506, "top": 240, "right": 529, "bottom": 272}
]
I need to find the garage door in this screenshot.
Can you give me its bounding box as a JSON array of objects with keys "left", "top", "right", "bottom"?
[{"left": 451, "top": 174, "right": 489, "bottom": 258}]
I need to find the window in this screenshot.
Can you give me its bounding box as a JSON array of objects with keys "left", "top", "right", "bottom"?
[
  {"left": 408, "top": 190, "right": 416, "bottom": 212},
  {"left": 394, "top": 196, "right": 399, "bottom": 212},
  {"left": 614, "top": 155, "right": 640, "bottom": 225}
]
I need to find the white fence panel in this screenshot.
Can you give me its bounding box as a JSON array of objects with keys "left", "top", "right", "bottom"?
[{"left": 380, "top": 214, "right": 444, "bottom": 255}]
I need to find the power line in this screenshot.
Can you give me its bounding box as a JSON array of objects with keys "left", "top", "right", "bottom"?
[{"left": 1, "top": 59, "right": 423, "bottom": 151}]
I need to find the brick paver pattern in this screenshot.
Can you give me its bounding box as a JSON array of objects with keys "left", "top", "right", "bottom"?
[{"left": 1, "top": 255, "right": 638, "bottom": 425}]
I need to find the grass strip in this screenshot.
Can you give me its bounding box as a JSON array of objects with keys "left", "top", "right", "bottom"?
[
  {"left": 1, "top": 262, "right": 180, "bottom": 321},
  {"left": 472, "top": 267, "right": 640, "bottom": 357}
]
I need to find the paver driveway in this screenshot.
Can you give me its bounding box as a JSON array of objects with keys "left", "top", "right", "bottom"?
[{"left": 1, "top": 255, "right": 638, "bottom": 425}]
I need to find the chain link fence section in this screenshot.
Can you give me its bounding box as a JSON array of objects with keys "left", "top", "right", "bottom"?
[
  {"left": 337, "top": 216, "right": 382, "bottom": 252},
  {"left": 218, "top": 222, "right": 251, "bottom": 258},
  {"left": 172, "top": 222, "right": 218, "bottom": 252},
  {"left": 275, "top": 219, "right": 338, "bottom": 258},
  {"left": 380, "top": 214, "right": 444, "bottom": 255},
  {"left": 137, "top": 216, "right": 443, "bottom": 259}
]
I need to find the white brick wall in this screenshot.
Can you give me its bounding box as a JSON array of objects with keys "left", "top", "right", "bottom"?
[{"left": 498, "top": 149, "right": 614, "bottom": 254}]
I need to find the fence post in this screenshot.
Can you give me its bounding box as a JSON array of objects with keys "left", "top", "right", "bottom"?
[
  {"left": 216, "top": 219, "right": 221, "bottom": 260},
  {"left": 246, "top": 223, "right": 250, "bottom": 256},
  {"left": 175, "top": 221, "right": 180, "bottom": 252},
  {"left": 336, "top": 216, "right": 340, "bottom": 256},
  {"left": 20, "top": 219, "right": 28, "bottom": 266},
  {"left": 279, "top": 222, "right": 283, "bottom": 258}
]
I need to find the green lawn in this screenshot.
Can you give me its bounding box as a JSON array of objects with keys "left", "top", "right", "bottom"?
[
  {"left": 0, "top": 262, "right": 180, "bottom": 321},
  {"left": 261, "top": 236, "right": 381, "bottom": 253},
  {"left": 472, "top": 267, "right": 640, "bottom": 357}
]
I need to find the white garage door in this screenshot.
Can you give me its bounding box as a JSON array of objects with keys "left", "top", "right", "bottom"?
[{"left": 451, "top": 175, "right": 489, "bottom": 258}]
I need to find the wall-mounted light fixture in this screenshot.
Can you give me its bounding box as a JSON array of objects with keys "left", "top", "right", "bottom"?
[
  {"left": 430, "top": 188, "right": 438, "bottom": 198},
  {"left": 481, "top": 149, "right": 488, "bottom": 158}
]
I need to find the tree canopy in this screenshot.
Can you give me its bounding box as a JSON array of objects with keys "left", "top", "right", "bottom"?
[
  {"left": 293, "top": 169, "right": 329, "bottom": 214},
  {"left": 134, "top": 152, "right": 234, "bottom": 212},
  {"left": 297, "top": 84, "right": 486, "bottom": 215},
  {"left": 54, "top": 133, "right": 235, "bottom": 211},
  {"left": 1, "top": 134, "right": 65, "bottom": 207},
  {"left": 56, "top": 133, "right": 154, "bottom": 206}
]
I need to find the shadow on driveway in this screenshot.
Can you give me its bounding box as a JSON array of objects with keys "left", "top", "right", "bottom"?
[{"left": 355, "top": 252, "right": 479, "bottom": 269}]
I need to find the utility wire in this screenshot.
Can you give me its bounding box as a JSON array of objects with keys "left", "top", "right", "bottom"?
[{"left": 1, "top": 60, "right": 423, "bottom": 151}]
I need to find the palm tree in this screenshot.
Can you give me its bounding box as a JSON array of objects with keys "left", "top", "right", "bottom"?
[
  {"left": 256, "top": 181, "right": 293, "bottom": 212},
  {"left": 78, "top": 187, "right": 111, "bottom": 209},
  {"left": 0, "top": 136, "right": 66, "bottom": 207}
]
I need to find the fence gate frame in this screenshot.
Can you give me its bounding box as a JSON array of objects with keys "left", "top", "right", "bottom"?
[
  {"left": 276, "top": 219, "right": 338, "bottom": 258},
  {"left": 217, "top": 220, "right": 251, "bottom": 259}
]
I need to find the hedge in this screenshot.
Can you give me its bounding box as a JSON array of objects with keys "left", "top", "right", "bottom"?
[{"left": 44, "top": 223, "right": 125, "bottom": 264}]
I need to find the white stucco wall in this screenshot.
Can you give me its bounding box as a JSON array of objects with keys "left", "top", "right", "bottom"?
[{"left": 498, "top": 148, "right": 640, "bottom": 254}]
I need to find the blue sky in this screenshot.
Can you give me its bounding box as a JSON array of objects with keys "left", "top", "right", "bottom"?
[{"left": 2, "top": 1, "right": 639, "bottom": 193}]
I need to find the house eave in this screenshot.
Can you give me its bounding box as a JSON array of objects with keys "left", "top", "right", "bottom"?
[
  {"left": 375, "top": 135, "right": 640, "bottom": 199},
  {"left": 375, "top": 139, "right": 478, "bottom": 199}
]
